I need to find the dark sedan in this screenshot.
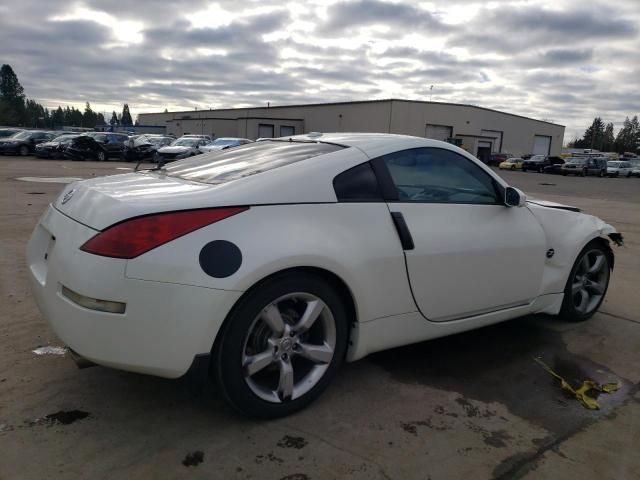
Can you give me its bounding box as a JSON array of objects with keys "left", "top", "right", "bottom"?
[
  {"left": 65, "top": 132, "right": 128, "bottom": 161},
  {"left": 34, "top": 134, "right": 80, "bottom": 159},
  {"left": 525, "top": 156, "right": 565, "bottom": 173},
  {"left": 0, "top": 130, "right": 58, "bottom": 155},
  {"left": 121, "top": 135, "right": 174, "bottom": 162}
]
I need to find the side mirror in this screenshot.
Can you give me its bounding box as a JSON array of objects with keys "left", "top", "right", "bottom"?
[{"left": 505, "top": 186, "right": 526, "bottom": 207}]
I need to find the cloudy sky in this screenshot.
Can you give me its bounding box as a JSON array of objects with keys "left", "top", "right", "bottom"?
[{"left": 1, "top": 0, "right": 638, "bottom": 141}]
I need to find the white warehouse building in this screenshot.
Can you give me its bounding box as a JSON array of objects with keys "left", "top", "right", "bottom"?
[{"left": 137, "top": 99, "right": 565, "bottom": 161}]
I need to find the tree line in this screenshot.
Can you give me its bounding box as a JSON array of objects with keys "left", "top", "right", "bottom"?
[
  {"left": 0, "top": 64, "right": 134, "bottom": 129},
  {"left": 568, "top": 116, "right": 639, "bottom": 154}
]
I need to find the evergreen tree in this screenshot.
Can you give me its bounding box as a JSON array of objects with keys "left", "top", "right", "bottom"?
[
  {"left": 96, "top": 112, "right": 106, "bottom": 125},
  {"left": 615, "top": 116, "right": 640, "bottom": 154},
  {"left": 602, "top": 123, "right": 615, "bottom": 152},
  {"left": 83, "top": 102, "right": 97, "bottom": 128},
  {"left": 0, "top": 64, "right": 26, "bottom": 125},
  {"left": 121, "top": 103, "right": 133, "bottom": 126},
  {"left": 110, "top": 111, "right": 118, "bottom": 126},
  {"left": 52, "top": 106, "right": 64, "bottom": 127},
  {"left": 575, "top": 117, "right": 606, "bottom": 150}
]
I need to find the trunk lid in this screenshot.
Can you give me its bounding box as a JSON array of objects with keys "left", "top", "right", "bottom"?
[{"left": 54, "top": 172, "right": 219, "bottom": 230}]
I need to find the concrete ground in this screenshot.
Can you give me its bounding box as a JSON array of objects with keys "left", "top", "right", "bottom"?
[{"left": 0, "top": 157, "right": 638, "bottom": 480}]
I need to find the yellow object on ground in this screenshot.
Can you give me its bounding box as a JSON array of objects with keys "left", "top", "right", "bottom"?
[{"left": 534, "top": 358, "right": 620, "bottom": 410}]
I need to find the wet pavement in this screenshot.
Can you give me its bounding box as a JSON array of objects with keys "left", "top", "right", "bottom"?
[{"left": 0, "top": 158, "right": 638, "bottom": 479}]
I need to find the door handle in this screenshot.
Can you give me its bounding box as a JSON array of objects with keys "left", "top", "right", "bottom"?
[{"left": 390, "top": 212, "right": 414, "bottom": 250}]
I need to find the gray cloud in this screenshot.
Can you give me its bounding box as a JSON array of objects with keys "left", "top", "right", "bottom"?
[{"left": 320, "top": 0, "right": 447, "bottom": 34}]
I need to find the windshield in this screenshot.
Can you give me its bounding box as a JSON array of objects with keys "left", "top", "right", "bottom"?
[
  {"left": 165, "top": 140, "right": 344, "bottom": 184},
  {"left": 607, "top": 162, "right": 621, "bottom": 167},
  {"left": 171, "top": 138, "right": 199, "bottom": 147},
  {"left": 10, "top": 131, "right": 31, "bottom": 140},
  {"left": 52, "top": 135, "right": 78, "bottom": 144},
  {"left": 210, "top": 139, "right": 238, "bottom": 146},
  {"left": 568, "top": 158, "right": 586, "bottom": 165}
]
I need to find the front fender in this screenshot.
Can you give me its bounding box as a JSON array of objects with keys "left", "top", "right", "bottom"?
[{"left": 527, "top": 203, "right": 620, "bottom": 295}]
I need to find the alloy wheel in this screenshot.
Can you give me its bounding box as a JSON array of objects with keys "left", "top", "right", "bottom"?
[
  {"left": 241, "top": 292, "right": 336, "bottom": 403},
  {"left": 571, "top": 249, "right": 609, "bottom": 315}
]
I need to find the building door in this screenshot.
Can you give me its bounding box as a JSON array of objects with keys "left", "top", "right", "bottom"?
[
  {"left": 533, "top": 135, "right": 551, "bottom": 155},
  {"left": 425, "top": 124, "right": 453, "bottom": 141},
  {"left": 477, "top": 141, "right": 492, "bottom": 164},
  {"left": 258, "top": 124, "right": 274, "bottom": 139}
]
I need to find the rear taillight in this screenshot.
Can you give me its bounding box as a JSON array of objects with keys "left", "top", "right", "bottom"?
[{"left": 80, "top": 207, "right": 248, "bottom": 259}]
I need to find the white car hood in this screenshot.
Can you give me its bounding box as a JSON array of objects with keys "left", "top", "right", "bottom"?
[
  {"left": 158, "top": 146, "right": 190, "bottom": 154},
  {"left": 200, "top": 145, "right": 226, "bottom": 152}
]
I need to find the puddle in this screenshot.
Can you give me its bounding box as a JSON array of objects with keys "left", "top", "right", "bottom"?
[
  {"left": 369, "top": 315, "right": 632, "bottom": 438},
  {"left": 30, "top": 410, "right": 90, "bottom": 426},
  {"left": 182, "top": 451, "right": 204, "bottom": 467},
  {"left": 17, "top": 177, "right": 82, "bottom": 184}
]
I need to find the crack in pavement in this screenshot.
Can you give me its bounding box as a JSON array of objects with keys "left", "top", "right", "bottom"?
[{"left": 599, "top": 311, "right": 640, "bottom": 325}]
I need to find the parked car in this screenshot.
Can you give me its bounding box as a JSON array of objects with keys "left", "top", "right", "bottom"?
[
  {"left": 629, "top": 159, "right": 640, "bottom": 177},
  {"left": 182, "top": 134, "right": 212, "bottom": 141},
  {"left": 0, "top": 128, "right": 23, "bottom": 138},
  {"left": 542, "top": 157, "right": 566, "bottom": 174},
  {"left": 606, "top": 161, "right": 633, "bottom": 177},
  {"left": 199, "top": 137, "right": 253, "bottom": 153},
  {"left": 561, "top": 157, "right": 607, "bottom": 176},
  {"left": 0, "top": 130, "right": 58, "bottom": 155},
  {"left": 64, "top": 132, "right": 129, "bottom": 161},
  {"left": 156, "top": 137, "right": 209, "bottom": 163},
  {"left": 521, "top": 155, "right": 546, "bottom": 172},
  {"left": 122, "top": 135, "right": 174, "bottom": 162},
  {"left": 26, "top": 133, "right": 622, "bottom": 418},
  {"left": 34, "top": 134, "right": 80, "bottom": 159},
  {"left": 498, "top": 157, "right": 524, "bottom": 170},
  {"left": 488, "top": 152, "right": 512, "bottom": 167}
]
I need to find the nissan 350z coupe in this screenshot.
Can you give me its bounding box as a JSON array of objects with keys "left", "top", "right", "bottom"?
[{"left": 27, "top": 133, "right": 622, "bottom": 418}]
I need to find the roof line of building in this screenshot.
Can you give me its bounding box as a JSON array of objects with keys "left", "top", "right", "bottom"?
[{"left": 139, "top": 98, "right": 565, "bottom": 128}]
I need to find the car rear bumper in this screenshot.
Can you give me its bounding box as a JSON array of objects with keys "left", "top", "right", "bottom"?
[{"left": 27, "top": 205, "right": 242, "bottom": 378}]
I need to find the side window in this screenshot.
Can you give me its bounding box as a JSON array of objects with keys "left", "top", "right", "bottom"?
[
  {"left": 380, "top": 148, "right": 500, "bottom": 204},
  {"left": 333, "top": 162, "right": 382, "bottom": 202}
]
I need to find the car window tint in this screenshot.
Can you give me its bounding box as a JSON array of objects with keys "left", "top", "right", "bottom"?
[
  {"left": 166, "top": 140, "right": 345, "bottom": 185},
  {"left": 333, "top": 162, "right": 382, "bottom": 202},
  {"left": 381, "top": 148, "right": 500, "bottom": 204}
]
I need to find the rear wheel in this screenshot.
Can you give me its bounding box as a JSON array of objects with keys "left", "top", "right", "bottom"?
[
  {"left": 560, "top": 242, "right": 610, "bottom": 322},
  {"left": 19, "top": 145, "right": 29, "bottom": 156},
  {"left": 511, "top": 165, "right": 516, "bottom": 170},
  {"left": 96, "top": 150, "right": 106, "bottom": 162},
  {"left": 214, "top": 272, "right": 348, "bottom": 418}
]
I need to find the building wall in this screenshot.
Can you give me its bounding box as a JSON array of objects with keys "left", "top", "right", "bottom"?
[{"left": 138, "top": 100, "right": 565, "bottom": 156}]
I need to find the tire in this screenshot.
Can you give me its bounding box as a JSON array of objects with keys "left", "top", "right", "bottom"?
[
  {"left": 96, "top": 150, "right": 106, "bottom": 162},
  {"left": 522, "top": 166, "right": 527, "bottom": 172},
  {"left": 19, "top": 145, "right": 29, "bottom": 156},
  {"left": 599, "top": 170, "right": 604, "bottom": 177},
  {"left": 560, "top": 241, "right": 611, "bottom": 322},
  {"left": 511, "top": 165, "right": 516, "bottom": 170},
  {"left": 627, "top": 172, "right": 632, "bottom": 178},
  {"left": 214, "top": 272, "right": 349, "bottom": 418},
  {"left": 153, "top": 152, "right": 161, "bottom": 163}
]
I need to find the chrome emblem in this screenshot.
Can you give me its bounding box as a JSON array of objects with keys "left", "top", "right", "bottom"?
[{"left": 61, "top": 189, "right": 76, "bottom": 205}]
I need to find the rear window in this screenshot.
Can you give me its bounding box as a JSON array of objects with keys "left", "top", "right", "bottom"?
[{"left": 165, "top": 140, "right": 345, "bottom": 184}]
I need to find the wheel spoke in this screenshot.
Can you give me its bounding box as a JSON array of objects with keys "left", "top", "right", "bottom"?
[
  {"left": 262, "top": 304, "right": 285, "bottom": 335},
  {"left": 579, "top": 254, "right": 590, "bottom": 274},
  {"left": 277, "top": 359, "right": 294, "bottom": 401},
  {"left": 294, "top": 299, "right": 325, "bottom": 334},
  {"left": 576, "top": 289, "right": 589, "bottom": 313},
  {"left": 297, "top": 342, "right": 334, "bottom": 364},
  {"left": 571, "top": 280, "right": 583, "bottom": 295},
  {"left": 587, "top": 254, "right": 605, "bottom": 275},
  {"left": 243, "top": 349, "right": 274, "bottom": 377},
  {"left": 584, "top": 279, "right": 605, "bottom": 295}
]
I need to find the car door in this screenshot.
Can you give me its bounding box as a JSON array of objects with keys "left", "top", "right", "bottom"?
[{"left": 372, "top": 147, "right": 547, "bottom": 322}]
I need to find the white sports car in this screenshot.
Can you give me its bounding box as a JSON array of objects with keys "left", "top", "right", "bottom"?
[{"left": 27, "top": 133, "right": 622, "bottom": 418}]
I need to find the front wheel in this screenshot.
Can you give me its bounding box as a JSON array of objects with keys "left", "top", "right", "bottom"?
[
  {"left": 560, "top": 242, "right": 610, "bottom": 322},
  {"left": 214, "top": 272, "right": 348, "bottom": 418},
  {"left": 511, "top": 165, "right": 516, "bottom": 170},
  {"left": 19, "top": 145, "right": 29, "bottom": 156},
  {"left": 96, "top": 150, "right": 106, "bottom": 162}
]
